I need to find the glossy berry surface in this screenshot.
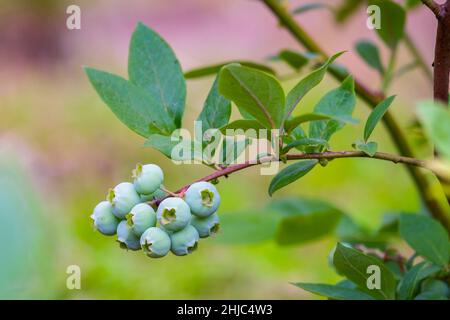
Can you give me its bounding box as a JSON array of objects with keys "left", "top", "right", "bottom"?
[{"left": 133, "top": 163, "right": 164, "bottom": 195}]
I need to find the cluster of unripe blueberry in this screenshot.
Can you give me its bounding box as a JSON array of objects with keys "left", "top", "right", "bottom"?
[{"left": 90, "top": 164, "right": 221, "bottom": 258}]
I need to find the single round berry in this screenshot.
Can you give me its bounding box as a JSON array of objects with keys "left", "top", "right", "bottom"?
[
  {"left": 133, "top": 163, "right": 164, "bottom": 195},
  {"left": 191, "top": 213, "right": 220, "bottom": 238},
  {"left": 170, "top": 225, "right": 200, "bottom": 256},
  {"left": 184, "top": 181, "right": 220, "bottom": 218},
  {"left": 116, "top": 220, "right": 140, "bottom": 251},
  {"left": 126, "top": 203, "right": 157, "bottom": 237},
  {"left": 140, "top": 227, "right": 171, "bottom": 258},
  {"left": 108, "top": 182, "right": 141, "bottom": 219},
  {"left": 156, "top": 197, "right": 191, "bottom": 232},
  {"left": 90, "top": 201, "right": 120, "bottom": 236}
]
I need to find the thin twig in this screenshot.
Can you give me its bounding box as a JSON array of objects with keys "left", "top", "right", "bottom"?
[{"left": 152, "top": 151, "right": 429, "bottom": 206}]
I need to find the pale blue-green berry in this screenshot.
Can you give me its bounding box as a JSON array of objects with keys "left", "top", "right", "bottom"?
[
  {"left": 90, "top": 201, "right": 120, "bottom": 236},
  {"left": 170, "top": 225, "right": 200, "bottom": 256},
  {"left": 108, "top": 182, "right": 141, "bottom": 219},
  {"left": 139, "top": 186, "right": 168, "bottom": 202},
  {"left": 133, "top": 163, "right": 164, "bottom": 195},
  {"left": 184, "top": 181, "right": 220, "bottom": 218},
  {"left": 140, "top": 227, "right": 171, "bottom": 258},
  {"left": 420, "top": 279, "right": 449, "bottom": 297},
  {"left": 156, "top": 197, "right": 191, "bottom": 232},
  {"left": 126, "top": 203, "right": 157, "bottom": 237},
  {"left": 191, "top": 213, "right": 220, "bottom": 238},
  {"left": 116, "top": 220, "right": 140, "bottom": 251}
]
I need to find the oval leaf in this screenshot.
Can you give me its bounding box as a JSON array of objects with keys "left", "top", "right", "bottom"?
[
  {"left": 333, "top": 243, "right": 397, "bottom": 300},
  {"left": 368, "top": 0, "right": 406, "bottom": 49},
  {"left": 355, "top": 40, "right": 384, "bottom": 75},
  {"left": 268, "top": 160, "right": 318, "bottom": 196},
  {"left": 128, "top": 22, "right": 186, "bottom": 128},
  {"left": 285, "top": 52, "right": 344, "bottom": 121},
  {"left": 294, "top": 283, "right": 375, "bottom": 300},
  {"left": 364, "top": 95, "right": 396, "bottom": 141},
  {"left": 399, "top": 214, "right": 450, "bottom": 267},
  {"left": 218, "top": 64, "right": 285, "bottom": 129},
  {"left": 85, "top": 68, "right": 176, "bottom": 137}
]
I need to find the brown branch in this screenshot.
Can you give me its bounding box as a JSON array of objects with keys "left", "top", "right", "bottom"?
[
  {"left": 433, "top": 1, "right": 450, "bottom": 104},
  {"left": 422, "top": 0, "right": 441, "bottom": 17},
  {"left": 152, "top": 151, "right": 429, "bottom": 205},
  {"left": 260, "top": 0, "right": 450, "bottom": 231}
]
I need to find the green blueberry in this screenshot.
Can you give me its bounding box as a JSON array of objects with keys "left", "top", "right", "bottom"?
[
  {"left": 184, "top": 181, "right": 220, "bottom": 218},
  {"left": 90, "top": 201, "right": 120, "bottom": 236},
  {"left": 133, "top": 163, "right": 164, "bottom": 195},
  {"left": 156, "top": 197, "right": 191, "bottom": 232},
  {"left": 116, "top": 220, "right": 141, "bottom": 251},
  {"left": 108, "top": 182, "right": 141, "bottom": 219},
  {"left": 126, "top": 203, "right": 157, "bottom": 237},
  {"left": 170, "top": 225, "right": 200, "bottom": 256},
  {"left": 420, "top": 279, "right": 449, "bottom": 297},
  {"left": 140, "top": 227, "right": 171, "bottom": 258},
  {"left": 191, "top": 213, "right": 220, "bottom": 238}
]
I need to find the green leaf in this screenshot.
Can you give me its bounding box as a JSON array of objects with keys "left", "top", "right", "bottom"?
[
  {"left": 220, "top": 120, "right": 266, "bottom": 134},
  {"left": 219, "top": 136, "right": 251, "bottom": 166},
  {"left": 217, "top": 211, "right": 282, "bottom": 244},
  {"left": 368, "top": 0, "right": 406, "bottom": 49},
  {"left": 355, "top": 40, "right": 384, "bottom": 75},
  {"left": 285, "top": 52, "right": 344, "bottom": 121},
  {"left": 294, "top": 283, "right": 375, "bottom": 300},
  {"left": 353, "top": 141, "right": 378, "bottom": 157},
  {"left": 85, "top": 68, "right": 176, "bottom": 137},
  {"left": 292, "top": 3, "right": 330, "bottom": 15},
  {"left": 397, "top": 262, "right": 441, "bottom": 300},
  {"left": 285, "top": 112, "right": 358, "bottom": 133},
  {"left": 282, "top": 138, "right": 329, "bottom": 154},
  {"left": 144, "top": 134, "right": 177, "bottom": 157},
  {"left": 197, "top": 76, "right": 231, "bottom": 140},
  {"left": 218, "top": 64, "right": 285, "bottom": 129},
  {"left": 128, "top": 22, "right": 186, "bottom": 128},
  {"left": 416, "top": 101, "right": 450, "bottom": 159},
  {"left": 333, "top": 243, "right": 397, "bottom": 300},
  {"left": 364, "top": 95, "right": 396, "bottom": 141},
  {"left": 185, "top": 61, "right": 275, "bottom": 79},
  {"left": 268, "top": 160, "right": 318, "bottom": 196},
  {"left": 399, "top": 214, "right": 450, "bottom": 266},
  {"left": 278, "top": 50, "right": 309, "bottom": 71},
  {"left": 309, "top": 75, "right": 356, "bottom": 142}
]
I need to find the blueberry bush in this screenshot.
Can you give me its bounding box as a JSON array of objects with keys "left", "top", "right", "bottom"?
[{"left": 85, "top": 0, "right": 450, "bottom": 299}]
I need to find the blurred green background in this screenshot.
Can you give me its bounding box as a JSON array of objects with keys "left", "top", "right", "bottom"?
[{"left": 0, "top": 0, "right": 446, "bottom": 299}]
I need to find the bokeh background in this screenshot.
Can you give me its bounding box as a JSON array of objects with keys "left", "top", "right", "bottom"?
[{"left": 0, "top": 0, "right": 446, "bottom": 299}]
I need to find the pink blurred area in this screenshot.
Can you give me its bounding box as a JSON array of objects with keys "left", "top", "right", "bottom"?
[{"left": 0, "top": 0, "right": 437, "bottom": 98}]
